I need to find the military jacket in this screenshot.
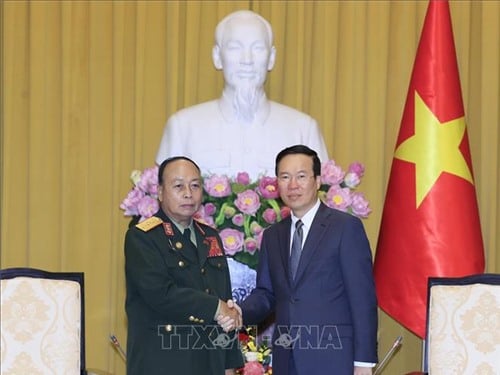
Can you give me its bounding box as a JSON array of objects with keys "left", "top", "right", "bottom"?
[{"left": 125, "top": 209, "right": 243, "bottom": 375}]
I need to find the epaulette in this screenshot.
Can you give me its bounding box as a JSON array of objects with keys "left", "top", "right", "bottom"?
[{"left": 135, "top": 216, "right": 163, "bottom": 232}]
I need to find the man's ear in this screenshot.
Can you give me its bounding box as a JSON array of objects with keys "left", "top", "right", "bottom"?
[
  {"left": 212, "top": 45, "right": 223, "bottom": 70},
  {"left": 157, "top": 185, "right": 163, "bottom": 202},
  {"left": 267, "top": 45, "right": 276, "bottom": 71}
]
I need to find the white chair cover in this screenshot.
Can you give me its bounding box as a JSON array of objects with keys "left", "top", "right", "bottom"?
[
  {"left": 425, "top": 274, "right": 500, "bottom": 374},
  {"left": 1, "top": 269, "right": 84, "bottom": 375}
]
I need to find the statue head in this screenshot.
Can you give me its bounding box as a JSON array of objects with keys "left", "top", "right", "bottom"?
[{"left": 212, "top": 10, "right": 276, "bottom": 95}]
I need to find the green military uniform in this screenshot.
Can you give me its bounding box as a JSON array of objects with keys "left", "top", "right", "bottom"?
[{"left": 125, "top": 209, "right": 244, "bottom": 374}]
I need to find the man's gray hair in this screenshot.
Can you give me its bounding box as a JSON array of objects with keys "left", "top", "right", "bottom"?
[{"left": 214, "top": 10, "right": 274, "bottom": 47}]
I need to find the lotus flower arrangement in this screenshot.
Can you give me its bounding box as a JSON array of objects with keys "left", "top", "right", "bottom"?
[{"left": 120, "top": 160, "right": 371, "bottom": 270}]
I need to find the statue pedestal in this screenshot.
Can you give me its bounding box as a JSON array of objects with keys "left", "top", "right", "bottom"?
[{"left": 227, "top": 257, "right": 256, "bottom": 304}]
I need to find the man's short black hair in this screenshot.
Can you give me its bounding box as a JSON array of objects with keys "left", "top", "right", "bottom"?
[
  {"left": 158, "top": 156, "right": 201, "bottom": 184},
  {"left": 275, "top": 145, "right": 322, "bottom": 177}
]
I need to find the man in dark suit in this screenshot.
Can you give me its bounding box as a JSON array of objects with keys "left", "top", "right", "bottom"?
[
  {"left": 124, "top": 156, "right": 244, "bottom": 375},
  {"left": 233, "top": 145, "right": 378, "bottom": 374}
]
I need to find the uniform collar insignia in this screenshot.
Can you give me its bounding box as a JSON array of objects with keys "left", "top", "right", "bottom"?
[{"left": 163, "top": 222, "right": 174, "bottom": 236}]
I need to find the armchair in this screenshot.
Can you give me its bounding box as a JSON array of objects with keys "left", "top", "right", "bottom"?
[
  {"left": 424, "top": 273, "right": 500, "bottom": 374},
  {"left": 0, "top": 267, "right": 86, "bottom": 375}
]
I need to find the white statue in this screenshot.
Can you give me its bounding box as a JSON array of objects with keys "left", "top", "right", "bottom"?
[
  {"left": 156, "top": 10, "right": 329, "bottom": 303},
  {"left": 156, "top": 10, "right": 329, "bottom": 180}
]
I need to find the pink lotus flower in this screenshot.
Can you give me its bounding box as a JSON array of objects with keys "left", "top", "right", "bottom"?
[
  {"left": 244, "top": 237, "right": 258, "bottom": 254},
  {"left": 236, "top": 172, "right": 251, "bottom": 185},
  {"left": 262, "top": 208, "right": 277, "bottom": 224},
  {"left": 348, "top": 161, "right": 365, "bottom": 177},
  {"left": 321, "top": 160, "right": 345, "bottom": 185},
  {"left": 219, "top": 228, "right": 244, "bottom": 255},
  {"left": 280, "top": 206, "right": 291, "bottom": 219},
  {"left": 258, "top": 177, "right": 279, "bottom": 199},
  {"left": 343, "top": 172, "right": 361, "bottom": 188},
  {"left": 120, "top": 188, "right": 144, "bottom": 216},
  {"left": 232, "top": 213, "right": 244, "bottom": 226},
  {"left": 137, "top": 166, "right": 159, "bottom": 196},
  {"left": 204, "top": 175, "right": 231, "bottom": 197},
  {"left": 234, "top": 190, "right": 261, "bottom": 215},
  {"left": 204, "top": 202, "right": 217, "bottom": 216},
  {"left": 137, "top": 196, "right": 159, "bottom": 220},
  {"left": 325, "top": 185, "right": 352, "bottom": 212},
  {"left": 194, "top": 205, "right": 215, "bottom": 227},
  {"left": 350, "top": 192, "right": 372, "bottom": 218}
]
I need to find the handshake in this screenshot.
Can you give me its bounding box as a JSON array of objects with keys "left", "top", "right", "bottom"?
[{"left": 217, "top": 299, "right": 243, "bottom": 332}]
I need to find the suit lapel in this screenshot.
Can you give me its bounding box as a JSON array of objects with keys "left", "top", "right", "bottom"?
[
  {"left": 278, "top": 217, "right": 293, "bottom": 285},
  {"left": 293, "top": 204, "right": 330, "bottom": 284}
]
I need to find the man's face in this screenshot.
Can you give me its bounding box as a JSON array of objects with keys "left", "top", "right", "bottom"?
[
  {"left": 158, "top": 159, "right": 203, "bottom": 227},
  {"left": 277, "top": 154, "right": 321, "bottom": 218},
  {"left": 216, "top": 17, "right": 275, "bottom": 91}
]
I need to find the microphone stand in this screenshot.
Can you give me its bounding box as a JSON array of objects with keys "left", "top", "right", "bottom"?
[
  {"left": 373, "top": 335, "right": 403, "bottom": 375},
  {"left": 109, "top": 334, "right": 127, "bottom": 362}
]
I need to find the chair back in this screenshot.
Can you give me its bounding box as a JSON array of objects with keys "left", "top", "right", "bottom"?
[
  {"left": 424, "top": 273, "right": 500, "bottom": 374},
  {"left": 0, "top": 267, "right": 86, "bottom": 375}
]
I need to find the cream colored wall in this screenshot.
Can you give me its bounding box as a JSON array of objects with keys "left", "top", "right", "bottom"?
[{"left": 1, "top": 1, "right": 499, "bottom": 374}]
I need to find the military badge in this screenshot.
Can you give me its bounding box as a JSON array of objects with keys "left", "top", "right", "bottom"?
[{"left": 205, "top": 237, "right": 224, "bottom": 257}]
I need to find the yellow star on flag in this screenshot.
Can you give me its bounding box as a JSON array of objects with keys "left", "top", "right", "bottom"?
[{"left": 394, "top": 91, "right": 473, "bottom": 207}]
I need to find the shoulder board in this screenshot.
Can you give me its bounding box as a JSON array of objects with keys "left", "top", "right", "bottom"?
[{"left": 135, "top": 216, "right": 163, "bottom": 232}]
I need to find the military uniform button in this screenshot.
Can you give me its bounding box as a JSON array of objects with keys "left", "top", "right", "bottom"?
[
  {"left": 200, "top": 319, "right": 205, "bottom": 324},
  {"left": 189, "top": 315, "right": 195, "bottom": 322},
  {"left": 200, "top": 267, "right": 205, "bottom": 274},
  {"left": 165, "top": 324, "right": 172, "bottom": 332},
  {"left": 178, "top": 261, "right": 185, "bottom": 267},
  {"left": 205, "top": 288, "right": 210, "bottom": 294}
]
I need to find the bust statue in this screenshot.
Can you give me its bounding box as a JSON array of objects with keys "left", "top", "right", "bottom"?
[
  {"left": 156, "top": 10, "right": 329, "bottom": 180},
  {"left": 155, "top": 10, "right": 329, "bottom": 303}
]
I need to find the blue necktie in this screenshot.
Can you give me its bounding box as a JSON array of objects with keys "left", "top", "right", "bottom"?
[{"left": 290, "top": 220, "right": 304, "bottom": 279}]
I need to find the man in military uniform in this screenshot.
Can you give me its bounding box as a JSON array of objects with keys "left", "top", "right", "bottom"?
[{"left": 124, "top": 156, "right": 244, "bottom": 374}]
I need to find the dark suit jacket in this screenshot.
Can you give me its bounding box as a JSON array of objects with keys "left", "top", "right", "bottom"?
[
  {"left": 125, "top": 209, "right": 243, "bottom": 375},
  {"left": 241, "top": 203, "right": 378, "bottom": 374}
]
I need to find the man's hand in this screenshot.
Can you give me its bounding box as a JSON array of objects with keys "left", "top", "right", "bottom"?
[
  {"left": 216, "top": 299, "right": 242, "bottom": 332},
  {"left": 227, "top": 299, "right": 242, "bottom": 316}
]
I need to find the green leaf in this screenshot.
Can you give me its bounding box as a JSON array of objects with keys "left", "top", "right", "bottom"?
[{"left": 233, "top": 252, "right": 259, "bottom": 270}]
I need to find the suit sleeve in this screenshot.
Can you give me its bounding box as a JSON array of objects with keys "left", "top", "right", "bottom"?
[{"left": 339, "top": 216, "right": 378, "bottom": 363}]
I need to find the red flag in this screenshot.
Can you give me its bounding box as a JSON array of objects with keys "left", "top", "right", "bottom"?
[{"left": 373, "top": 0, "right": 485, "bottom": 339}]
